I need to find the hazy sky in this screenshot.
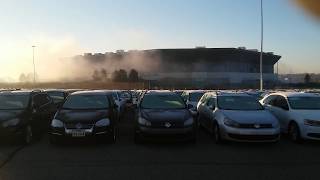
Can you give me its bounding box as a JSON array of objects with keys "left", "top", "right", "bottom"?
[{"left": 0, "top": 0, "right": 319, "bottom": 81}]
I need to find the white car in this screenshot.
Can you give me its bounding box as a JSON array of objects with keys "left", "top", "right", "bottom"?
[
  {"left": 197, "top": 92, "right": 280, "bottom": 143},
  {"left": 261, "top": 92, "right": 320, "bottom": 142}
]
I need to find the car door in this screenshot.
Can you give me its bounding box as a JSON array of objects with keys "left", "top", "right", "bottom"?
[
  {"left": 32, "top": 94, "right": 54, "bottom": 131},
  {"left": 272, "top": 96, "right": 290, "bottom": 131},
  {"left": 203, "top": 97, "right": 216, "bottom": 130}
]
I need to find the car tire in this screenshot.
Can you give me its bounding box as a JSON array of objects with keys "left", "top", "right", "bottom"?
[
  {"left": 213, "top": 123, "right": 222, "bottom": 144},
  {"left": 289, "top": 122, "right": 303, "bottom": 143},
  {"left": 23, "top": 125, "right": 33, "bottom": 145}
]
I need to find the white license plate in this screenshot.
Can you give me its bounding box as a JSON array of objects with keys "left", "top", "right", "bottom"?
[{"left": 71, "top": 130, "right": 86, "bottom": 137}]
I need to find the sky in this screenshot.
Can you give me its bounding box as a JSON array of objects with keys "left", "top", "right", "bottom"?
[{"left": 0, "top": 0, "right": 319, "bottom": 81}]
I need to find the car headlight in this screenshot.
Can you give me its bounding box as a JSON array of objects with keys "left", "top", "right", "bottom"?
[
  {"left": 184, "top": 117, "right": 194, "bottom": 126},
  {"left": 138, "top": 117, "right": 151, "bottom": 126},
  {"left": 95, "top": 118, "right": 110, "bottom": 127},
  {"left": 2, "top": 118, "right": 20, "bottom": 128},
  {"left": 51, "top": 119, "right": 64, "bottom": 128},
  {"left": 223, "top": 117, "right": 240, "bottom": 128},
  {"left": 304, "top": 119, "right": 320, "bottom": 126}
]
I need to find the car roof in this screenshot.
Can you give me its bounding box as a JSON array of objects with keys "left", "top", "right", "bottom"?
[
  {"left": 270, "top": 92, "right": 320, "bottom": 98},
  {"left": 145, "top": 90, "right": 176, "bottom": 95},
  {"left": 205, "top": 91, "right": 251, "bottom": 97},
  {"left": 70, "top": 90, "right": 112, "bottom": 96},
  {"left": 0, "top": 89, "right": 42, "bottom": 94}
]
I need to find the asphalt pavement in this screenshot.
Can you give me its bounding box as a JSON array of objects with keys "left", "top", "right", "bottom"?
[{"left": 0, "top": 110, "right": 320, "bottom": 180}]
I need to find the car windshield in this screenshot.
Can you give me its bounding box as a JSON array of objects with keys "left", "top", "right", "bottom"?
[
  {"left": 189, "top": 92, "right": 204, "bottom": 102},
  {"left": 62, "top": 95, "right": 109, "bottom": 109},
  {"left": 0, "top": 95, "right": 30, "bottom": 110},
  {"left": 46, "top": 91, "right": 65, "bottom": 103},
  {"left": 141, "top": 94, "right": 186, "bottom": 109},
  {"left": 288, "top": 97, "right": 320, "bottom": 110},
  {"left": 218, "top": 96, "right": 264, "bottom": 110}
]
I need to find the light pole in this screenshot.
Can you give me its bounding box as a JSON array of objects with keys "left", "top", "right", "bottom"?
[
  {"left": 32, "top": 45, "right": 36, "bottom": 84},
  {"left": 259, "top": 0, "right": 264, "bottom": 91}
]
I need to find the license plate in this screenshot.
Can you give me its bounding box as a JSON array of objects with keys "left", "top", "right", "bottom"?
[{"left": 71, "top": 130, "right": 86, "bottom": 137}]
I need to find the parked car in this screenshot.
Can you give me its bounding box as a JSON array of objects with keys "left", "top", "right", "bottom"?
[
  {"left": 181, "top": 90, "right": 206, "bottom": 116},
  {"left": 134, "top": 91, "right": 196, "bottom": 143},
  {"left": 261, "top": 92, "right": 320, "bottom": 142},
  {"left": 197, "top": 92, "right": 280, "bottom": 143},
  {"left": 0, "top": 90, "right": 56, "bottom": 144},
  {"left": 49, "top": 91, "right": 118, "bottom": 144}
]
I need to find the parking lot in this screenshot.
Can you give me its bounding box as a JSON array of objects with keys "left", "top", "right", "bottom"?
[{"left": 0, "top": 110, "right": 319, "bottom": 180}]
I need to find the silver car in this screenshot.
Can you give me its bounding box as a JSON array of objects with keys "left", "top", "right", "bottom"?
[{"left": 197, "top": 92, "right": 280, "bottom": 143}]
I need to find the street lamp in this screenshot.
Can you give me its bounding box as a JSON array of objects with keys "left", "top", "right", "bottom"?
[
  {"left": 260, "top": 0, "right": 264, "bottom": 91},
  {"left": 32, "top": 45, "right": 36, "bottom": 84}
]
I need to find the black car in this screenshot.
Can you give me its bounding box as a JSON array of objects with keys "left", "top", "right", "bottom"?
[
  {"left": 134, "top": 91, "right": 196, "bottom": 143},
  {"left": 0, "top": 90, "right": 56, "bottom": 144},
  {"left": 49, "top": 91, "right": 118, "bottom": 144}
]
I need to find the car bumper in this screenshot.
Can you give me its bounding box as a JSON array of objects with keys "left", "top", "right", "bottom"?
[
  {"left": 220, "top": 125, "right": 280, "bottom": 142},
  {"left": 136, "top": 126, "right": 195, "bottom": 140},
  {"left": 300, "top": 125, "right": 320, "bottom": 140},
  {"left": 49, "top": 126, "right": 114, "bottom": 139}
]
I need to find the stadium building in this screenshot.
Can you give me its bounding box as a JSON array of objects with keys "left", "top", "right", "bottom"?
[{"left": 76, "top": 47, "right": 281, "bottom": 88}]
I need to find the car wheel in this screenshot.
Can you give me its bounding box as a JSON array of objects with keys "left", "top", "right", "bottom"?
[
  {"left": 289, "top": 123, "right": 302, "bottom": 143},
  {"left": 213, "top": 123, "right": 222, "bottom": 144},
  {"left": 23, "top": 125, "right": 33, "bottom": 145}
]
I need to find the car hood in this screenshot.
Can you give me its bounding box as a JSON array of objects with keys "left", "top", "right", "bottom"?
[
  {"left": 55, "top": 109, "right": 109, "bottom": 123},
  {"left": 291, "top": 110, "right": 320, "bottom": 120},
  {"left": 141, "top": 109, "right": 191, "bottom": 122},
  {"left": 222, "top": 110, "right": 277, "bottom": 124},
  {"left": 0, "top": 110, "right": 26, "bottom": 122}
]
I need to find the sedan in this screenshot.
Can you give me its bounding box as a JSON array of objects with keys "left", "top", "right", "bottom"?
[
  {"left": 49, "top": 91, "right": 118, "bottom": 144},
  {"left": 134, "top": 91, "right": 196, "bottom": 143},
  {"left": 198, "top": 92, "right": 280, "bottom": 143}
]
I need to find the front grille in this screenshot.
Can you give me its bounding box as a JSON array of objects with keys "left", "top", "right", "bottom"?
[
  {"left": 65, "top": 123, "right": 94, "bottom": 129},
  {"left": 151, "top": 121, "right": 184, "bottom": 128},
  {"left": 238, "top": 123, "right": 273, "bottom": 129},
  {"left": 228, "top": 133, "right": 279, "bottom": 141}
]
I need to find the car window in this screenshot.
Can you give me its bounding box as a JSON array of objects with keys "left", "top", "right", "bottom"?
[
  {"left": 263, "top": 95, "right": 277, "bottom": 105},
  {"left": 0, "top": 95, "right": 30, "bottom": 110},
  {"left": 62, "top": 95, "right": 109, "bottom": 109},
  {"left": 206, "top": 98, "right": 216, "bottom": 108},
  {"left": 141, "top": 94, "right": 186, "bottom": 109},
  {"left": 288, "top": 96, "right": 320, "bottom": 110},
  {"left": 33, "top": 94, "right": 51, "bottom": 107},
  {"left": 46, "top": 91, "right": 65, "bottom": 103},
  {"left": 274, "top": 96, "right": 289, "bottom": 110},
  {"left": 217, "top": 96, "right": 264, "bottom": 110},
  {"left": 189, "top": 92, "right": 205, "bottom": 102}
]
